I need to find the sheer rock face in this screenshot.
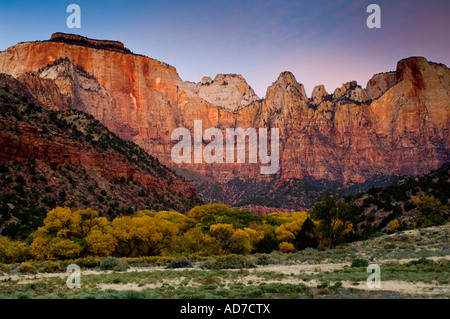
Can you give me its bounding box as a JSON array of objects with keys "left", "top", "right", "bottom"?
[{"left": 0, "top": 34, "right": 448, "bottom": 186}]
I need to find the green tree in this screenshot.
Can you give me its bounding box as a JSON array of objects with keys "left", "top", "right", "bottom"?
[
  {"left": 413, "top": 195, "right": 448, "bottom": 228},
  {"left": 293, "top": 217, "right": 318, "bottom": 251},
  {"left": 310, "top": 196, "right": 356, "bottom": 248},
  {"left": 254, "top": 232, "right": 279, "bottom": 253}
]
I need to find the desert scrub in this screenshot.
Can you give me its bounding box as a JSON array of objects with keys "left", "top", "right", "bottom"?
[
  {"left": 155, "top": 257, "right": 175, "bottom": 267},
  {"left": 62, "top": 257, "right": 102, "bottom": 269},
  {"left": 253, "top": 253, "right": 285, "bottom": 266},
  {"left": 201, "top": 255, "right": 256, "bottom": 269},
  {"left": 39, "top": 261, "right": 63, "bottom": 273},
  {"left": 379, "top": 260, "right": 450, "bottom": 284},
  {"left": 257, "top": 282, "right": 310, "bottom": 297},
  {"left": 351, "top": 258, "right": 369, "bottom": 268},
  {"left": 99, "top": 257, "right": 128, "bottom": 271},
  {"left": 256, "top": 271, "right": 286, "bottom": 281},
  {"left": 166, "top": 258, "right": 193, "bottom": 269},
  {"left": 306, "top": 260, "right": 450, "bottom": 285},
  {"left": 0, "top": 263, "right": 9, "bottom": 273},
  {"left": 16, "top": 262, "right": 37, "bottom": 274}
]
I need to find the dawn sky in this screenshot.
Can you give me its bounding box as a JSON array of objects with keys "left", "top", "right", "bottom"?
[{"left": 0, "top": 0, "right": 449, "bottom": 98}]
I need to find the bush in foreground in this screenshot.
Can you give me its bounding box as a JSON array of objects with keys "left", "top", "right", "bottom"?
[
  {"left": 99, "top": 257, "right": 129, "bottom": 271},
  {"left": 351, "top": 258, "right": 369, "bottom": 268}
]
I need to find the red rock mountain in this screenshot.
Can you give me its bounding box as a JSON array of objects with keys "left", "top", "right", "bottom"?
[
  {"left": 0, "top": 74, "right": 200, "bottom": 221},
  {"left": 0, "top": 33, "right": 448, "bottom": 207}
]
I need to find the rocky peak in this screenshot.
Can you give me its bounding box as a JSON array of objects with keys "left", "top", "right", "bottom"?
[
  {"left": 267, "top": 71, "right": 308, "bottom": 101},
  {"left": 261, "top": 71, "right": 310, "bottom": 119},
  {"left": 395, "top": 56, "right": 435, "bottom": 89},
  {"left": 201, "top": 76, "right": 212, "bottom": 85},
  {"left": 310, "top": 85, "right": 329, "bottom": 105},
  {"left": 182, "top": 73, "right": 260, "bottom": 112},
  {"left": 333, "top": 80, "right": 369, "bottom": 103}
]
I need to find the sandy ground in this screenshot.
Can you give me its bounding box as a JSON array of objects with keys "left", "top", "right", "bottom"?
[{"left": 4, "top": 257, "right": 448, "bottom": 297}]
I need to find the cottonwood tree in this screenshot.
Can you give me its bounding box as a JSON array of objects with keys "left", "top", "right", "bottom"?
[{"left": 310, "top": 196, "right": 356, "bottom": 248}]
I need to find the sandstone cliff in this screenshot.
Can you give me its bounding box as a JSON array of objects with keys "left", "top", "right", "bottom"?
[{"left": 0, "top": 34, "right": 448, "bottom": 207}]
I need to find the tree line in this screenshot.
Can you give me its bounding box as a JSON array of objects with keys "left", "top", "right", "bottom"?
[{"left": 0, "top": 198, "right": 359, "bottom": 262}]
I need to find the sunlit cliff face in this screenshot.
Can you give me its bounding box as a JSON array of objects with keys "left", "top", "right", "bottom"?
[{"left": 0, "top": 34, "right": 448, "bottom": 185}]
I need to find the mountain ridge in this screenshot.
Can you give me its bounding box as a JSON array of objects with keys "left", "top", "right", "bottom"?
[{"left": 0, "top": 33, "right": 448, "bottom": 209}]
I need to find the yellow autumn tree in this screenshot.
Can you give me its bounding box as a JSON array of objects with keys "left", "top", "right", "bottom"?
[
  {"left": 154, "top": 210, "right": 193, "bottom": 233},
  {"left": 76, "top": 208, "right": 109, "bottom": 237},
  {"left": 228, "top": 229, "right": 252, "bottom": 255},
  {"left": 135, "top": 209, "right": 193, "bottom": 233},
  {"left": 110, "top": 216, "right": 137, "bottom": 257},
  {"left": 187, "top": 204, "right": 230, "bottom": 222},
  {"left": 110, "top": 215, "right": 179, "bottom": 257},
  {"left": 310, "top": 196, "right": 358, "bottom": 248},
  {"left": 170, "top": 228, "right": 218, "bottom": 256},
  {"left": 41, "top": 206, "right": 81, "bottom": 239},
  {"left": 243, "top": 227, "right": 265, "bottom": 248},
  {"left": 85, "top": 229, "right": 117, "bottom": 256},
  {"left": 331, "top": 219, "right": 354, "bottom": 235},
  {"left": 263, "top": 212, "right": 295, "bottom": 226},
  {"left": 275, "top": 212, "right": 309, "bottom": 242},
  {"left": 209, "top": 223, "right": 256, "bottom": 255},
  {"left": 279, "top": 242, "right": 296, "bottom": 253},
  {"left": 135, "top": 215, "right": 179, "bottom": 256},
  {"left": 30, "top": 207, "right": 113, "bottom": 259},
  {"left": 209, "top": 223, "right": 235, "bottom": 254},
  {"left": 0, "top": 237, "right": 30, "bottom": 263},
  {"left": 388, "top": 219, "right": 400, "bottom": 232},
  {"left": 30, "top": 236, "right": 82, "bottom": 260}
]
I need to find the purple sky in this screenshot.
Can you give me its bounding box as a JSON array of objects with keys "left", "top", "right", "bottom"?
[{"left": 0, "top": 0, "right": 449, "bottom": 97}]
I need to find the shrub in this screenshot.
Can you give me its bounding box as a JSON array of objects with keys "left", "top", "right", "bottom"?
[
  {"left": 409, "top": 257, "right": 434, "bottom": 265},
  {"left": 279, "top": 242, "right": 296, "bottom": 253},
  {"left": 0, "top": 237, "right": 30, "bottom": 263},
  {"left": 388, "top": 220, "right": 400, "bottom": 231},
  {"left": 253, "top": 254, "right": 272, "bottom": 266},
  {"left": 166, "top": 258, "right": 192, "bottom": 269},
  {"left": 202, "top": 254, "right": 256, "bottom": 270},
  {"left": 113, "top": 262, "right": 129, "bottom": 272},
  {"left": 369, "top": 231, "right": 387, "bottom": 239},
  {"left": 99, "top": 257, "right": 128, "bottom": 271},
  {"left": 0, "top": 263, "right": 9, "bottom": 273},
  {"left": 329, "top": 281, "right": 343, "bottom": 291},
  {"left": 268, "top": 251, "right": 288, "bottom": 265},
  {"left": 69, "top": 257, "right": 101, "bottom": 268},
  {"left": 351, "top": 258, "right": 369, "bottom": 268},
  {"left": 16, "top": 262, "right": 37, "bottom": 274},
  {"left": 155, "top": 257, "right": 175, "bottom": 267},
  {"left": 14, "top": 292, "right": 30, "bottom": 299},
  {"left": 39, "top": 261, "right": 63, "bottom": 273},
  {"left": 118, "top": 290, "right": 145, "bottom": 299},
  {"left": 317, "top": 288, "right": 330, "bottom": 295}
]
